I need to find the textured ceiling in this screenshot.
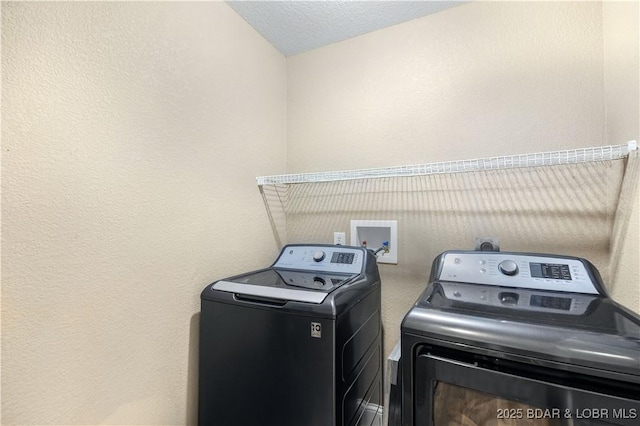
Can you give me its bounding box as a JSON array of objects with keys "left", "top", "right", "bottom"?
[{"left": 227, "top": 1, "right": 466, "bottom": 57}]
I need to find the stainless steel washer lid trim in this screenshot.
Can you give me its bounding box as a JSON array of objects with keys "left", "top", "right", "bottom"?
[{"left": 213, "top": 280, "right": 328, "bottom": 304}]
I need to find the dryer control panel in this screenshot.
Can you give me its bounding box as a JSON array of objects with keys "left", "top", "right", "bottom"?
[
  {"left": 438, "top": 251, "right": 600, "bottom": 294},
  {"left": 274, "top": 245, "right": 365, "bottom": 275}
]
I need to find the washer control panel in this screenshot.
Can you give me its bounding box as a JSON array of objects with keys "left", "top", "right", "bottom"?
[
  {"left": 274, "top": 245, "right": 364, "bottom": 274},
  {"left": 439, "top": 252, "right": 599, "bottom": 294}
]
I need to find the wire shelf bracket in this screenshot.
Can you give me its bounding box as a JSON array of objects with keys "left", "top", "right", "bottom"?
[{"left": 257, "top": 141, "right": 637, "bottom": 186}]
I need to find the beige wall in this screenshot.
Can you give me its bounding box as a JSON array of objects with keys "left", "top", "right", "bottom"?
[
  {"left": 604, "top": 0, "right": 640, "bottom": 313},
  {"left": 285, "top": 0, "right": 639, "bottom": 359},
  {"left": 1, "top": 2, "right": 285, "bottom": 425},
  {"left": 287, "top": 1, "right": 605, "bottom": 173},
  {"left": 604, "top": 0, "right": 640, "bottom": 146}
]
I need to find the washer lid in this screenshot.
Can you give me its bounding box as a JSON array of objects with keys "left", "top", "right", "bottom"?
[{"left": 212, "top": 268, "right": 356, "bottom": 304}]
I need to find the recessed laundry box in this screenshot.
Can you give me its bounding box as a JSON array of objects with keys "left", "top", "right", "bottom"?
[{"left": 198, "top": 244, "right": 382, "bottom": 426}]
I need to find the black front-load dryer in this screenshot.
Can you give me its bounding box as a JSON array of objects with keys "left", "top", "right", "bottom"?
[
  {"left": 198, "top": 244, "right": 382, "bottom": 426},
  {"left": 398, "top": 250, "right": 640, "bottom": 426}
]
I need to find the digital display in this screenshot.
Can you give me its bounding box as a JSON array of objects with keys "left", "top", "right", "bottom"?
[
  {"left": 530, "top": 295, "right": 572, "bottom": 311},
  {"left": 530, "top": 263, "right": 572, "bottom": 280},
  {"left": 331, "top": 252, "right": 354, "bottom": 264}
]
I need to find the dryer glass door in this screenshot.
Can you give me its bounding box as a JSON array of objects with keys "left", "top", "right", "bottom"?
[{"left": 414, "top": 350, "right": 639, "bottom": 426}]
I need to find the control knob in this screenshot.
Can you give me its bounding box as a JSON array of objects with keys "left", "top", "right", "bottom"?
[
  {"left": 499, "top": 292, "right": 519, "bottom": 305},
  {"left": 313, "top": 251, "right": 326, "bottom": 262},
  {"left": 498, "top": 260, "right": 519, "bottom": 276}
]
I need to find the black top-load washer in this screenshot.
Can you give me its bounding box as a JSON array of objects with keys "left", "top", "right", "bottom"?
[
  {"left": 398, "top": 250, "right": 640, "bottom": 426},
  {"left": 199, "top": 244, "right": 382, "bottom": 426}
]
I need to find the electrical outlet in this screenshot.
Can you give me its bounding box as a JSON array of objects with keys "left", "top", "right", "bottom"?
[{"left": 334, "top": 232, "right": 346, "bottom": 245}]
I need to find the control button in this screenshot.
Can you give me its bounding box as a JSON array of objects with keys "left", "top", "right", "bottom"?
[
  {"left": 313, "top": 251, "right": 326, "bottom": 262},
  {"left": 313, "top": 278, "right": 326, "bottom": 287},
  {"left": 499, "top": 292, "right": 519, "bottom": 305},
  {"left": 479, "top": 260, "right": 486, "bottom": 265},
  {"left": 498, "top": 260, "right": 519, "bottom": 276},
  {"left": 480, "top": 268, "right": 486, "bottom": 274}
]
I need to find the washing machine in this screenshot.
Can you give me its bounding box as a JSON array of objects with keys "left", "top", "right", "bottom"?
[
  {"left": 397, "top": 250, "right": 640, "bottom": 426},
  {"left": 198, "top": 244, "right": 382, "bottom": 426}
]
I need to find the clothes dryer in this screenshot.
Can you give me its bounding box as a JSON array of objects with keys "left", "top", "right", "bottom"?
[{"left": 398, "top": 250, "right": 640, "bottom": 426}]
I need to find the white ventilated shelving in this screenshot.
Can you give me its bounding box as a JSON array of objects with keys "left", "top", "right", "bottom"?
[{"left": 257, "top": 141, "right": 637, "bottom": 186}]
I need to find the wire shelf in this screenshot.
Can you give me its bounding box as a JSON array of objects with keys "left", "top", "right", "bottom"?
[{"left": 257, "top": 141, "right": 637, "bottom": 186}]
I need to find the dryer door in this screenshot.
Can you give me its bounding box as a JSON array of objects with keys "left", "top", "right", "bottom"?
[{"left": 411, "top": 348, "right": 640, "bottom": 426}]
